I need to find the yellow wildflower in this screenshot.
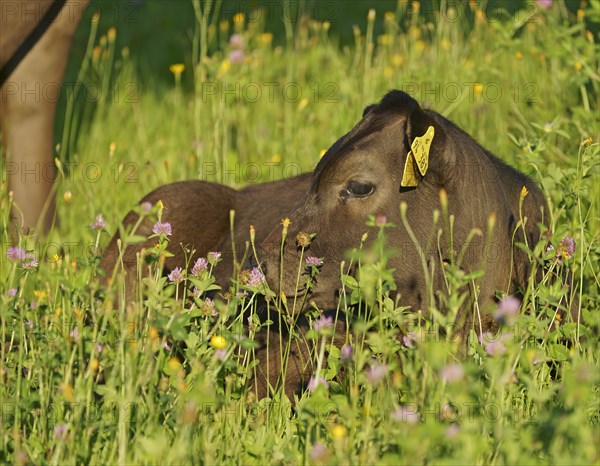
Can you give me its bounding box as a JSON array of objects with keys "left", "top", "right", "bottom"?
[
  {"left": 107, "top": 27, "right": 116, "bottom": 42},
  {"left": 378, "top": 34, "right": 392, "bottom": 46},
  {"left": 233, "top": 12, "right": 245, "bottom": 30},
  {"left": 210, "top": 335, "right": 227, "bottom": 350},
  {"left": 260, "top": 32, "right": 273, "bottom": 44},
  {"left": 168, "top": 357, "right": 182, "bottom": 371},
  {"left": 169, "top": 63, "right": 185, "bottom": 76},
  {"left": 331, "top": 424, "right": 347, "bottom": 440},
  {"left": 89, "top": 358, "right": 99, "bottom": 372},
  {"left": 61, "top": 382, "right": 75, "bottom": 402},
  {"left": 392, "top": 54, "right": 404, "bottom": 67},
  {"left": 233, "top": 12, "right": 245, "bottom": 24},
  {"left": 217, "top": 59, "right": 232, "bottom": 77},
  {"left": 409, "top": 25, "right": 421, "bottom": 39}
]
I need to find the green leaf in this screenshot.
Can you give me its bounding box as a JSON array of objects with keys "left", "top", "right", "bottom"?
[
  {"left": 169, "top": 316, "right": 190, "bottom": 340},
  {"left": 238, "top": 338, "right": 259, "bottom": 350},
  {"left": 547, "top": 343, "right": 569, "bottom": 361},
  {"left": 560, "top": 322, "right": 578, "bottom": 336},
  {"left": 185, "top": 332, "right": 199, "bottom": 350},
  {"left": 341, "top": 274, "right": 358, "bottom": 289}
]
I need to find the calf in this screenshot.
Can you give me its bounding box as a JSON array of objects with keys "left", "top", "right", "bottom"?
[{"left": 100, "top": 90, "right": 548, "bottom": 398}]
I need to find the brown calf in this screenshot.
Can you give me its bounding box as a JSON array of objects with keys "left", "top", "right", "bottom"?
[{"left": 100, "top": 90, "right": 549, "bottom": 398}]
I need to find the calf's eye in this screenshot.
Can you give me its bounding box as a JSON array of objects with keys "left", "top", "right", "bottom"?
[{"left": 344, "top": 180, "right": 375, "bottom": 198}]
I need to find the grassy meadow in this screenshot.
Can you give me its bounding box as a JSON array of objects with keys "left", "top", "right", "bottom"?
[{"left": 1, "top": 0, "right": 599, "bottom": 464}]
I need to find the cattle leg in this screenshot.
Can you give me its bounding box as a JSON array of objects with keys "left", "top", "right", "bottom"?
[{"left": 0, "top": 0, "right": 88, "bottom": 234}]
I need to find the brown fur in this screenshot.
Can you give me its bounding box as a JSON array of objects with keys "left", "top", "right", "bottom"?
[
  {"left": 99, "top": 174, "right": 315, "bottom": 399},
  {"left": 1, "top": 0, "right": 89, "bottom": 233},
  {"left": 99, "top": 174, "right": 312, "bottom": 294}
]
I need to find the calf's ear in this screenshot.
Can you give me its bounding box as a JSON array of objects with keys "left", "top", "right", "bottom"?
[
  {"left": 401, "top": 105, "right": 453, "bottom": 188},
  {"left": 321, "top": 105, "right": 374, "bottom": 159},
  {"left": 362, "top": 104, "right": 377, "bottom": 117}
]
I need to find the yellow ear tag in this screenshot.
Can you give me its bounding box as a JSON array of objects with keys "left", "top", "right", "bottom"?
[
  {"left": 401, "top": 151, "right": 419, "bottom": 187},
  {"left": 411, "top": 126, "right": 435, "bottom": 176}
]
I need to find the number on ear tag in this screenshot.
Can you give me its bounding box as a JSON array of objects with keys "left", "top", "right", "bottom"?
[{"left": 411, "top": 126, "right": 435, "bottom": 176}]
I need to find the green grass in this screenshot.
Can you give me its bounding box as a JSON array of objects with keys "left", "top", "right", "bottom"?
[{"left": 1, "top": 1, "right": 599, "bottom": 464}]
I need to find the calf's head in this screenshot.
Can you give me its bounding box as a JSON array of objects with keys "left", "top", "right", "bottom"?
[{"left": 260, "top": 90, "right": 542, "bottom": 318}]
